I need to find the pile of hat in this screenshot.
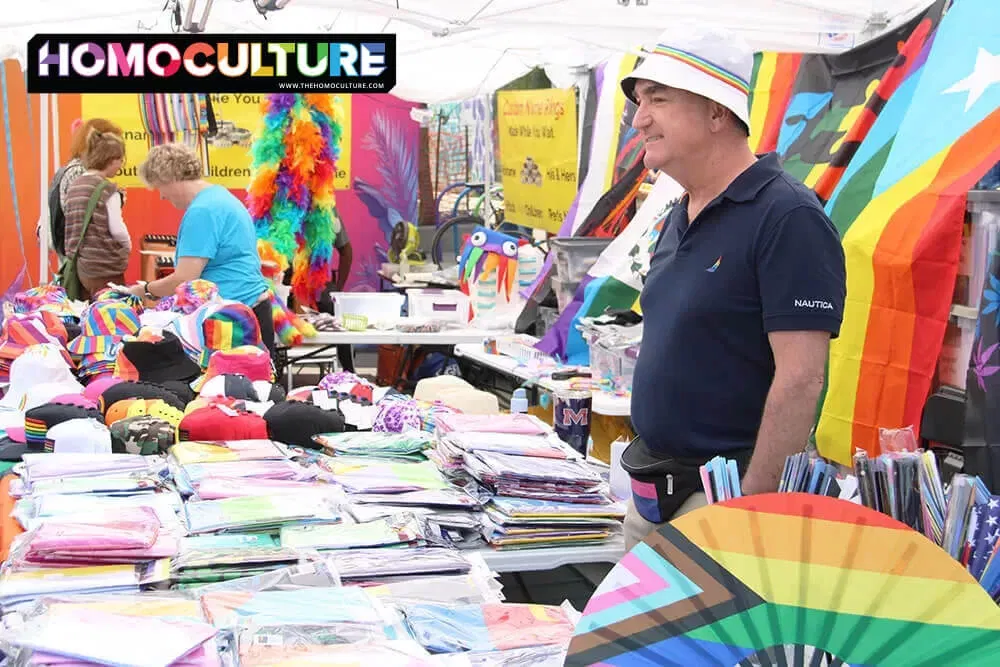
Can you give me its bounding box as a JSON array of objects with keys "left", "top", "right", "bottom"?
[{"left": 0, "top": 282, "right": 349, "bottom": 461}]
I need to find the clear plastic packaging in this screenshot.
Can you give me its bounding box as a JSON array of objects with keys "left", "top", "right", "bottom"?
[
  {"left": 433, "top": 644, "right": 568, "bottom": 666},
  {"left": 362, "top": 572, "right": 504, "bottom": 606},
  {"left": 20, "top": 506, "right": 160, "bottom": 555},
  {"left": 320, "top": 547, "right": 476, "bottom": 581},
  {"left": 313, "top": 432, "right": 435, "bottom": 458},
  {"left": 879, "top": 424, "right": 920, "bottom": 454},
  {"left": 190, "top": 558, "right": 342, "bottom": 597},
  {"left": 200, "top": 586, "right": 411, "bottom": 641},
  {"left": 400, "top": 602, "right": 575, "bottom": 654},
  {"left": 0, "top": 608, "right": 218, "bottom": 667},
  {"left": 236, "top": 637, "right": 432, "bottom": 667},
  {"left": 182, "top": 492, "right": 343, "bottom": 535},
  {"left": 279, "top": 513, "right": 427, "bottom": 551}
]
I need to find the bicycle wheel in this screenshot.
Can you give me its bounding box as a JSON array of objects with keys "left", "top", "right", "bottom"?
[{"left": 430, "top": 214, "right": 485, "bottom": 269}]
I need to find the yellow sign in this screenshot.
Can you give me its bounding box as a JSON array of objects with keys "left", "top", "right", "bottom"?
[
  {"left": 497, "top": 88, "right": 578, "bottom": 233},
  {"left": 80, "top": 93, "right": 352, "bottom": 190}
]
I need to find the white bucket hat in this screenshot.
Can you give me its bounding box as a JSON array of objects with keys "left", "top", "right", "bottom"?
[
  {"left": 621, "top": 26, "right": 754, "bottom": 129},
  {"left": 0, "top": 344, "right": 84, "bottom": 412}
]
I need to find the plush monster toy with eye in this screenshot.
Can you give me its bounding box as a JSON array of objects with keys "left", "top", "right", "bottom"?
[{"left": 457, "top": 226, "right": 524, "bottom": 301}]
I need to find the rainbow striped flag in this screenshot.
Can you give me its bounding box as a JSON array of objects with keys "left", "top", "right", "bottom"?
[
  {"left": 747, "top": 2, "right": 942, "bottom": 192},
  {"left": 817, "top": 0, "right": 1000, "bottom": 463}
]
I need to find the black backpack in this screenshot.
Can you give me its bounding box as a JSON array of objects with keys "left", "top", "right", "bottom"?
[{"left": 47, "top": 165, "right": 69, "bottom": 257}]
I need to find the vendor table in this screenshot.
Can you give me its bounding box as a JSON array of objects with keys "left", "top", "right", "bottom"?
[
  {"left": 452, "top": 342, "right": 631, "bottom": 417},
  {"left": 279, "top": 328, "right": 504, "bottom": 390},
  {"left": 308, "top": 329, "right": 497, "bottom": 346}
]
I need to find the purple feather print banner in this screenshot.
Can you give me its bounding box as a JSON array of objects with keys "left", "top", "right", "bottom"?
[
  {"left": 963, "top": 238, "right": 1000, "bottom": 492},
  {"left": 344, "top": 97, "right": 421, "bottom": 292}
]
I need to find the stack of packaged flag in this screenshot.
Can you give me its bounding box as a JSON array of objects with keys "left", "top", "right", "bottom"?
[
  {"left": 851, "top": 449, "right": 969, "bottom": 549},
  {"left": 778, "top": 452, "right": 842, "bottom": 498},
  {"left": 481, "top": 496, "right": 624, "bottom": 549},
  {"left": 0, "top": 453, "right": 176, "bottom": 610},
  {"left": 700, "top": 455, "right": 744, "bottom": 504},
  {"left": 463, "top": 451, "right": 606, "bottom": 504},
  {"left": 171, "top": 532, "right": 303, "bottom": 588},
  {"left": 14, "top": 506, "right": 179, "bottom": 567},
  {"left": 434, "top": 414, "right": 622, "bottom": 550}
]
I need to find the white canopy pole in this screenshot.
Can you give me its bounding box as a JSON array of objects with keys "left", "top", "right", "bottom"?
[
  {"left": 483, "top": 93, "right": 495, "bottom": 225},
  {"left": 52, "top": 94, "right": 60, "bottom": 171},
  {"left": 38, "top": 93, "right": 49, "bottom": 284}
]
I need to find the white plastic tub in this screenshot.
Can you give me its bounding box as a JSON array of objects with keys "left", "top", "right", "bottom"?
[
  {"left": 406, "top": 288, "right": 471, "bottom": 323},
  {"left": 329, "top": 292, "right": 405, "bottom": 323}
]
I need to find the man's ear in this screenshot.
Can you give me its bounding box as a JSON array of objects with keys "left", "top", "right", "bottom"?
[{"left": 708, "top": 101, "right": 730, "bottom": 131}]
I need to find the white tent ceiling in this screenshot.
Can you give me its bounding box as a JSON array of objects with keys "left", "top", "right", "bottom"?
[{"left": 0, "top": 0, "right": 937, "bottom": 103}]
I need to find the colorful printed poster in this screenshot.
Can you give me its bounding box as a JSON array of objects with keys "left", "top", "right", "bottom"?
[
  {"left": 80, "top": 93, "right": 352, "bottom": 190},
  {"left": 497, "top": 88, "right": 578, "bottom": 233}
]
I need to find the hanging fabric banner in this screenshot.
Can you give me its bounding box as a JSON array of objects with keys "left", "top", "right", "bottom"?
[
  {"left": 496, "top": 88, "right": 579, "bottom": 233},
  {"left": 80, "top": 93, "right": 352, "bottom": 190}
]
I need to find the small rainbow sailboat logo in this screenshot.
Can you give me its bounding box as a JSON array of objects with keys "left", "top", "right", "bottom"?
[{"left": 706, "top": 256, "right": 722, "bottom": 272}]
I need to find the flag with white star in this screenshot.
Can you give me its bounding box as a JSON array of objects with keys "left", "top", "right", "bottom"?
[
  {"left": 969, "top": 496, "right": 1000, "bottom": 581},
  {"left": 816, "top": 0, "right": 1000, "bottom": 463}
]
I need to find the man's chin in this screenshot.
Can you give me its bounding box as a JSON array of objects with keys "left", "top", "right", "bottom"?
[{"left": 643, "top": 151, "right": 668, "bottom": 171}]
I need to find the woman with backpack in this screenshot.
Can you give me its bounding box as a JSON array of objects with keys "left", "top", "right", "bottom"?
[
  {"left": 62, "top": 129, "right": 132, "bottom": 298},
  {"left": 44, "top": 118, "right": 124, "bottom": 260}
]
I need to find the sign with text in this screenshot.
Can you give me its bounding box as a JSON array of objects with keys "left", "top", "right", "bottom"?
[
  {"left": 497, "top": 88, "right": 578, "bottom": 233},
  {"left": 27, "top": 34, "right": 395, "bottom": 94},
  {"left": 80, "top": 93, "right": 352, "bottom": 190}
]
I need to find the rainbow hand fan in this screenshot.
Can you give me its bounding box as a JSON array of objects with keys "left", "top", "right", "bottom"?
[{"left": 568, "top": 493, "right": 1000, "bottom": 666}]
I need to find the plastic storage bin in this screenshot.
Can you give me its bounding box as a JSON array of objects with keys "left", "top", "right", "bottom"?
[
  {"left": 551, "top": 276, "right": 579, "bottom": 312},
  {"left": 549, "top": 237, "right": 613, "bottom": 283},
  {"left": 615, "top": 344, "right": 640, "bottom": 392},
  {"left": 406, "top": 288, "right": 471, "bottom": 323},
  {"left": 329, "top": 292, "right": 405, "bottom": 323}
]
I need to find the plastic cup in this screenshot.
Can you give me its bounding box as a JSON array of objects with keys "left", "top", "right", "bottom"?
[{"left": 553, "top": 389, "right": 593, "bottom": 456}]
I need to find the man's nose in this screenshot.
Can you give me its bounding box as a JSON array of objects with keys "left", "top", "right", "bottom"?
[{"left": 632, "top": 105, "right": 650, "bottom": 130}]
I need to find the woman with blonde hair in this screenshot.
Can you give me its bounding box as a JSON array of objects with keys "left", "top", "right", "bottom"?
[
  {"left": 62, "top": 129, "right": 131, "bottom": 298},
  {"left": 126, "top": 142, "right": 275, "bottom": 357},
  {"left": 44, "top": 118, "right": 124, "bottom": 259}
]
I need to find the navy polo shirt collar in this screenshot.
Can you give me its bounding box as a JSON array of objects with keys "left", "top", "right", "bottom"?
[{"left": 722, "top": 153, "right": 783, "bottom": 203}]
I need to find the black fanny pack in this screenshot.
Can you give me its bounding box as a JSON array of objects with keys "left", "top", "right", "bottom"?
[{"left": 621, "top": 437, "right": 753, "bottom": 523}]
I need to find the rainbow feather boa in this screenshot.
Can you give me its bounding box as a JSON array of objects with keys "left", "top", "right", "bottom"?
[
  {"left": 258, "top": 243, "right": 316, "bottom": 346},
  {"left": 247, "top": 94, "right": 344, "bottom": 310}
]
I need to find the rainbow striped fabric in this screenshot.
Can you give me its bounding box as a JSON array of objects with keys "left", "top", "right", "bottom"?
[
  {"left": 739, "top": 0, "right": 1000, "bottom": 463},
  {"left": 815, "top": 0, "right": 1000, "bottom": 461},
  {"left": 650, "top": 44, "right": 750, "bottom": 95},
  {"left": 567, "top": 493, "right": 1000, "bottom": 665}
]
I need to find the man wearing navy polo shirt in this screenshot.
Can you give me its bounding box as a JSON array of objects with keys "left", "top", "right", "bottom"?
[{"left": 620, "top": 27, "right": 846, "bottom": 549}]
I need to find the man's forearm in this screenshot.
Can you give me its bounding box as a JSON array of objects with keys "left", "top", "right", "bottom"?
[{"left": 742, "top": 374, "right": 824, "bottom": 494}]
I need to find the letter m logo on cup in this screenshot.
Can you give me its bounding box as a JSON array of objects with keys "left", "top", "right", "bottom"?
[{"left": 561, "top": 408, "right": 589, "bottom": 426}]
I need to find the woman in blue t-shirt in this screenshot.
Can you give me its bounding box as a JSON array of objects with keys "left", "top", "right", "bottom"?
[{"left": 126, "top": 143, "right": 275, "bottom": 358}]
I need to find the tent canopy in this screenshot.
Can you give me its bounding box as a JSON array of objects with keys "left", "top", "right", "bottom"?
[{"left": 0, "top": 0, "right": 937, "bottom": 103}]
